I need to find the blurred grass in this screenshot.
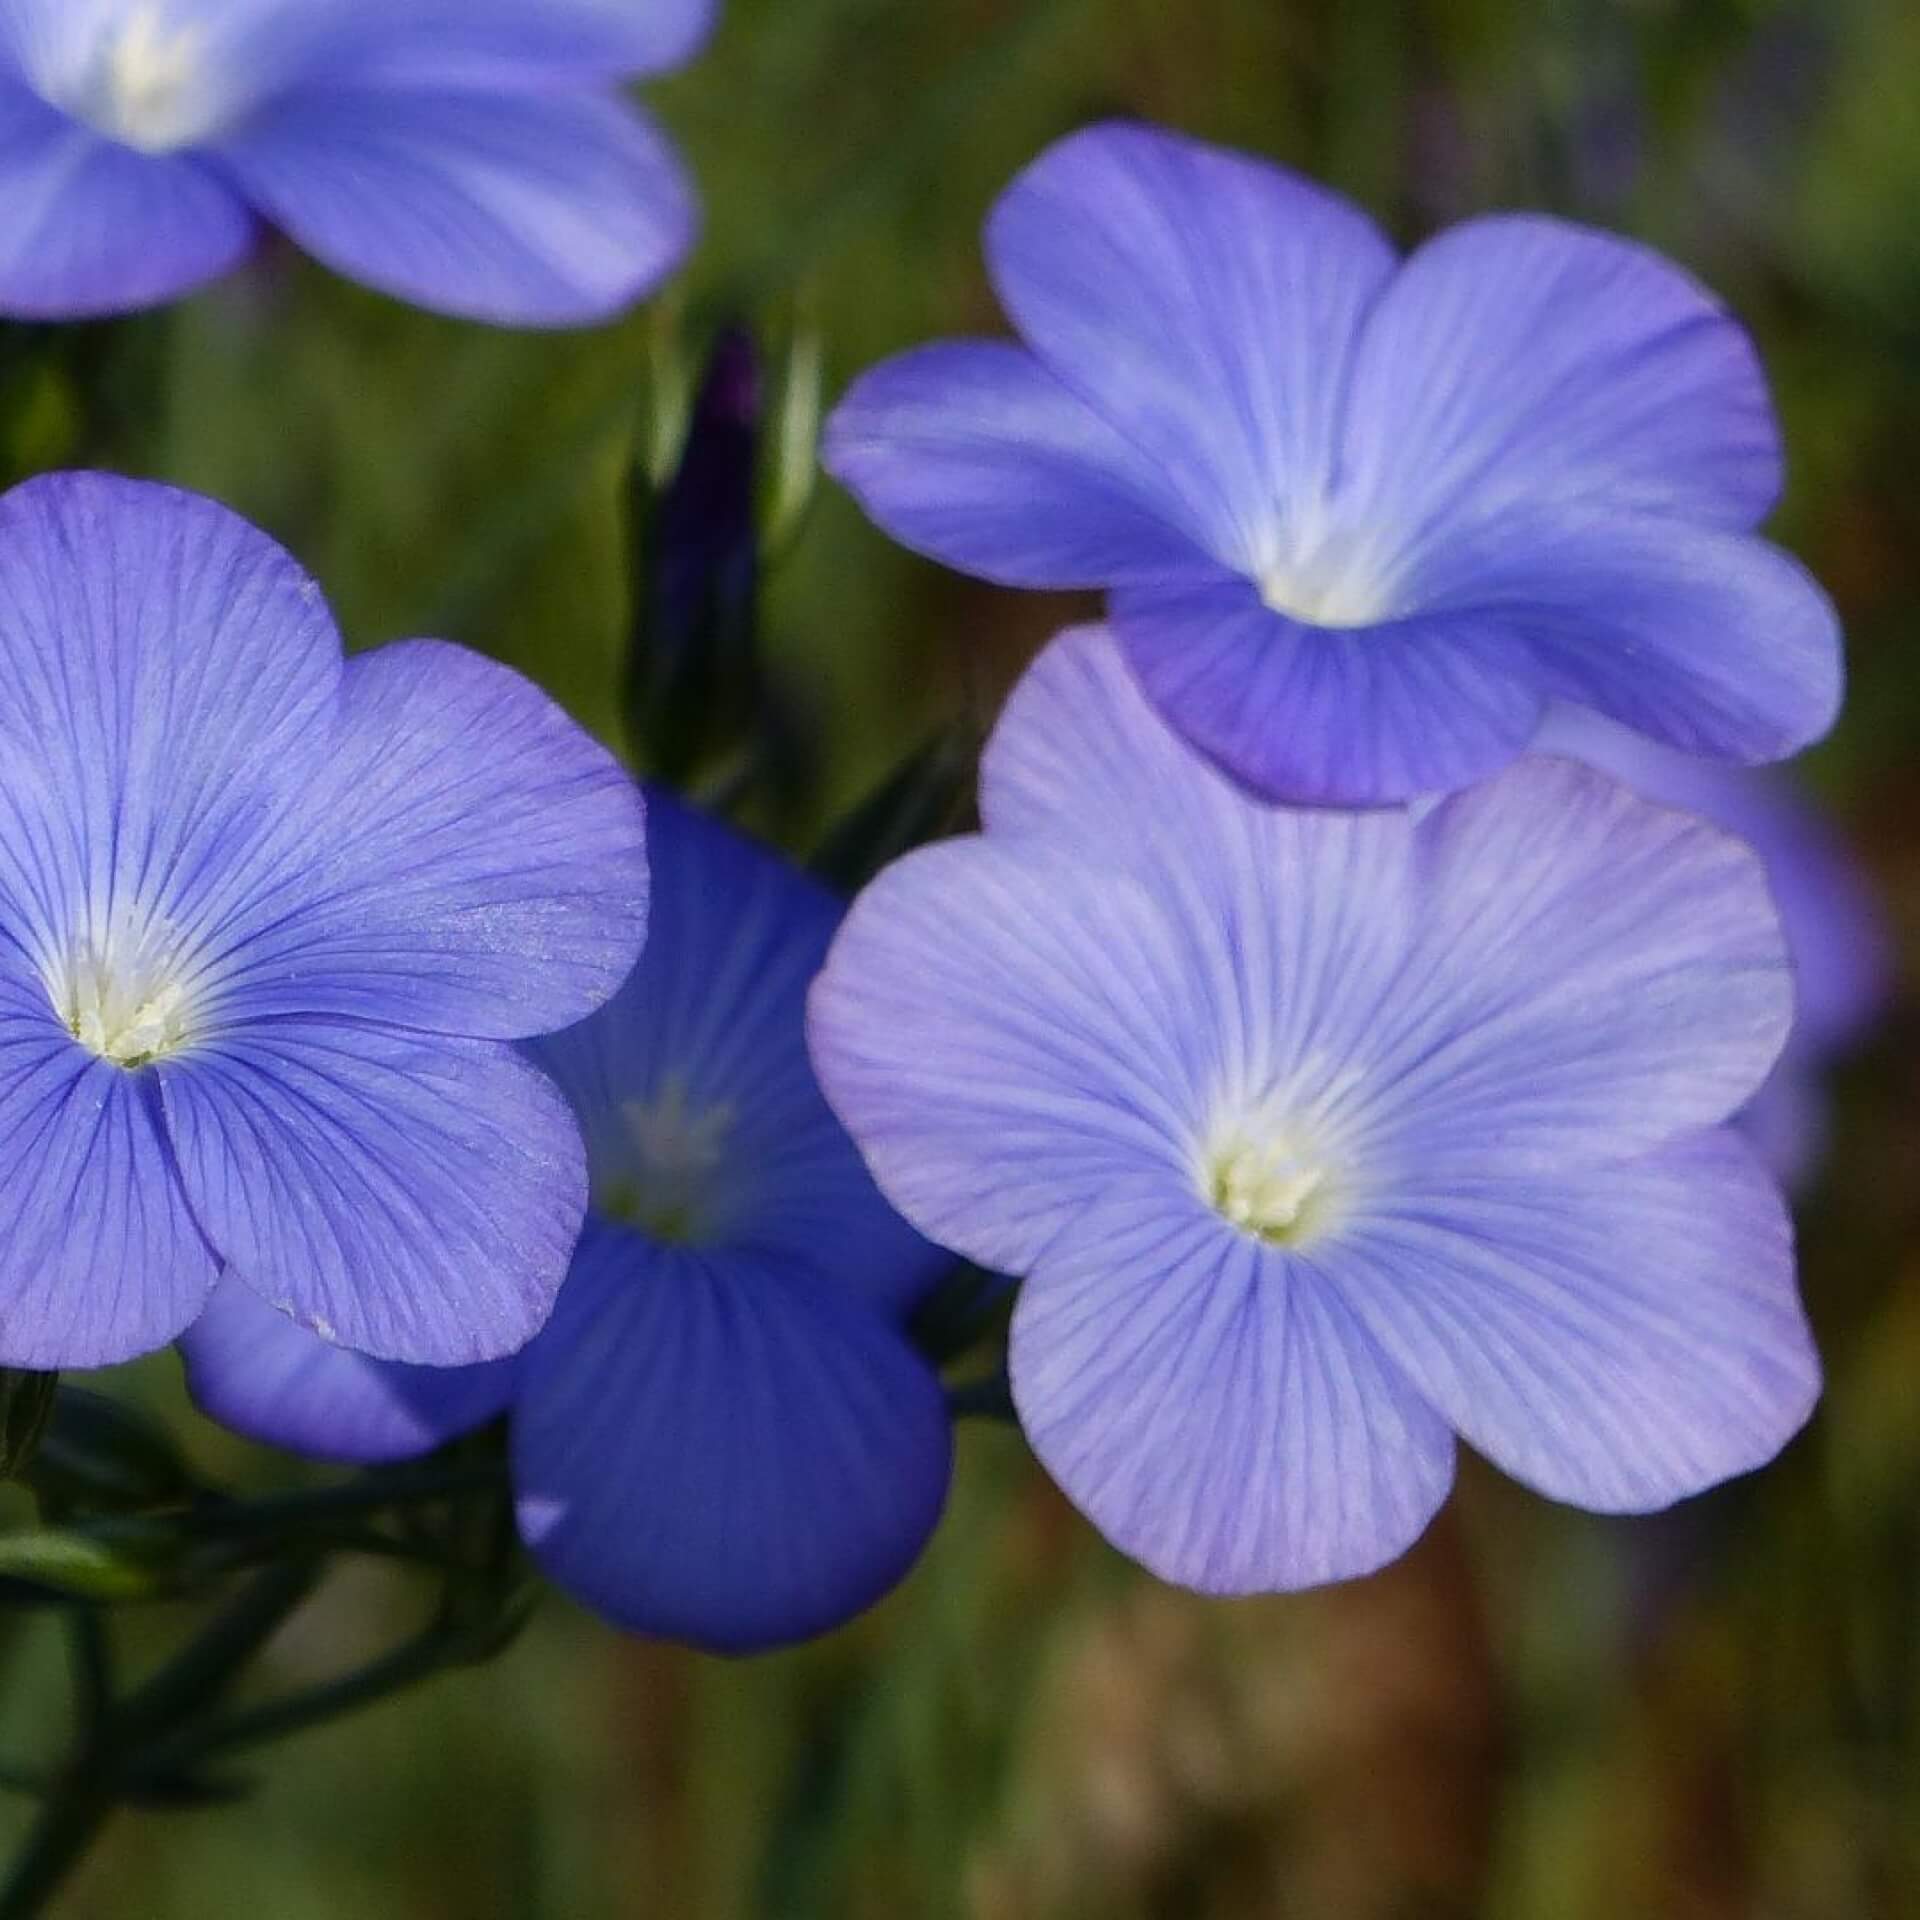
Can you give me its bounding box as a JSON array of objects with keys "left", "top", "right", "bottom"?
[{"left": 7, "top": 0, "right": 1920, "bottom": 1913}]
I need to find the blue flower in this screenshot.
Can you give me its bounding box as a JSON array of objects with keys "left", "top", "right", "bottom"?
[
  {"left": 184, "top": 789, "right": 954, "bottom": 1654},
  {"left": 1533, "top": 705, "right": 1888, "bottom": 1186},
  {"left": 824, "top": 120, "right": 1842, "bottom": 805},
  {"left": 0, "top": 0, "right": 715, "bottom": 324},
  {"left": 807, "top": 625, "right": 1820, "bottom": 1593},
  {"left": 0, "top": 471, "right": 648, "bottom": 1367}
]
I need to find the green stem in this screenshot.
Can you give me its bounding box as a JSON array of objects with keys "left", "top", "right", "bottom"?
[
  {"left": 119, "top": 1559, "right": 321, "bottom": 1739},
  {"left": 60, "top": 1612, "right": 110, "bottom": 1737},
  {"left": 0, "top": 1776, "right": 114, "bottom": 1920},
  {"left": 181, "top": 1459, "right": 506, "bottom": 1545},
  {"left": 0, "top": 1457, "right": 513, "bottom": 1912},
  {"left": 141, "top": 1623, "right": 458, "bottom": 1777}
]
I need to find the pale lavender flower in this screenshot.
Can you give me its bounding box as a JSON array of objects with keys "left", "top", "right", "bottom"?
[{"left": 808, "top": 625, "right": 1820, "bottom": 1592}]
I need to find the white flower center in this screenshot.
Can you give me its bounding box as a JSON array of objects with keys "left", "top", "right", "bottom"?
[
  {"left": 1258, "top": 557, "right": 1392, "bottom": 629},
  {"left": 1200, "top": 1080, "right": 1359, "bottom": 1248},
  {"left": 599, "top": 1078, "right": 735, "bottom": 1245},
  {"left": 78, "top": 7, "right": 223, "bottom": 154},
  {"left": 1252, "top": 501, "right": 1399, "bottom": 629},
  {"left": 52, "top": 914, "right": 203, "bottom": 1068}
]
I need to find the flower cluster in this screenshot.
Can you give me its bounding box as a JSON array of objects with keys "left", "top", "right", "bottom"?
[
  {"left": 0, "top": 77, "right": 1870, "bottom": 1657},
  {"left": 808, "top": 120, "right": 1861, "bottom": 1589}
]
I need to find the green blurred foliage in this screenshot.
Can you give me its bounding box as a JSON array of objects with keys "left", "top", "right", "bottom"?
[{"left": 6, "top": 0, "right": 1920, "bottom": 1913}]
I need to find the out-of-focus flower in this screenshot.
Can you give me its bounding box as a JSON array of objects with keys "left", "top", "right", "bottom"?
[
  {"left": 808, "top": 624, "right": 1820, "bottom": 1595},
  {"left": 0, "top": 0, "right": 716, "bottom": 324},
  {"left": 185, "top": 789, "right": 953, "bottom": 1653},
  {"left": 0, "top": 471, "right": 647, "bottom": 1368},
  {"left": 825, "top": 120, "right": 1840, "bottom": 805},
  {"left": 1534, "top": 704, "right": 1889, "bottom": 1186}
]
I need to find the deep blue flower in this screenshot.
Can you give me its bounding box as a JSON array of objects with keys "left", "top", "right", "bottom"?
[
  {"left": 0, "top": 471, "right": 648, "bottom": 1367},
  {"left": 807, "top": 624, "right": 1820, "bottom": 1594},
  {"left": 0, "top": 0, "right": 715, "bottom": 324},
  {"left": 1534, "top": 704, "right": 1888, "bottom": 1185},
  {"left": 824, "top": 120, "right": 1842, "bottom": 805},
  {"left": 184, "top": 789, "right": 953, "bottom": 1654}
]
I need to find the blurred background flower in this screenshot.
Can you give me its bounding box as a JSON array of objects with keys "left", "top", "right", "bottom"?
[{"left": 0, "top": 0, "right": 714, "bottom": 323}]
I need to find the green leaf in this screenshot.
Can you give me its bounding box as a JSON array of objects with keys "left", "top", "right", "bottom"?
[{"left": 0, "top": 1528, "right": 169, "bottom": 1601}]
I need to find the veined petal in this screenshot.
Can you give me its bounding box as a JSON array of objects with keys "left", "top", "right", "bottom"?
[
  {"left": 0, "top": 0, "right": 715, "bottom": 125},
  {"left": 0, "top": 962, "right": 217, "bottom": 1366},
  {"left": 206, "top": 640, "right": 648, "bottom": 1042},
  {"left": 823, "top": 343, "right": 1216, "bottom": 589},
  {"left": 986, "top": 121, "right": 1396, "bottom": 573},
  {"left": 158, "top": 1024, "right": 584, "bottom": 1365},
  {"left": 1342, "top": 213, "right": 1783, "bottom": 539},
  {"left": 980, "top": 623, "right": 1234, "bottom": 853},
  {"left": 0, "top": 474, "right": 340, "bottom": 978},
  {"left": 1333, "top": 1131, "right": 1817, "bottom": 1510},
  {"left": 1533, "top": 704, "right": 1890, "bottom": 1057},
  {"left": 513, "top": 1225, "right": 952, "bottom": 1653},
  {"left": 813, "top": 803, "right": 1433, "bottom": 1280},
  {"left": 300, "top": 0, "right": 720, "bottom": 84},
  {"left": 1378, "top": 755, "right": 1794, "bottom": 1162},
  {"left": 215, "top": 86, "right": 695, "bottom": 327},
  {"left": 181, "top": 1276, "right": 513, "bottom": 1464},
  {"left": 0, "top": 78, "right": 251, "bottom": 317},
  {"left": 1411, "top": 505, "right": 1841, "bottom": 767},
  {"left": 534, "top": 790, "right": 944, "bottom": 1321},
  {"left": 1111, "top": 575, "right": 1545, "bottom": 804},
  {"left": 810, "top": 839, "right": 1218, "bottom": 1275},
  {"left": 1011, "top": 1188, "right": 1455, "bottom": 1593}
]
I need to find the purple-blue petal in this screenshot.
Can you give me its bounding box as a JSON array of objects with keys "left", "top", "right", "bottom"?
[
  {"left": 158, "top": 1026, "right": 585, "bottom": 1365},
  {"left": 204, "top": 639, "right": 649, "bottom": 1042},
  {"left": 823, "top": 342, "right": 1217, "bottom": 589},
  {"left": 299, "top": 0, "right": 721, "bottom": 85},
  {"left": 1409, "top": 505, "right": 1841, "bottom": 769},
  {"left": 512, "top": 1222, "right": 952, "bottom": 1653},
  {"left": 535, "top": 788, "right": 946, "bottom": 1322},
  {"left": 181, "top": 1277, "right": 513, "bottom": 1465},
  {"left": 809, "top": 836, "right": 1221, "bottom": 1276},
  {"left": 1010, "top": 1186, "right": 1456, "bottom": 1592},
  {"left": 1532, "top": 704, "right": 1888, "bottom": 1057},
  {"left": 0, "top": 77, "right": 253, "bottom": 318},
  {"left": 0, "top": 474, "right": 342, "bottom": 982},
  {"left": 1341, "top": 212, "right": 1783, "bottom": 535},
  {"left": 1110, "top": 574, "right": 1545, "bottom": 804},
  {"left": 1331, "top": 1130, "right": 1818, "bottom": 1510},
  {"left": 0, "top": 960, "right": 218, "bottom": 1368},
  {"left": 1396, "top": 754, "right": 1792, "bottom": 1161},
  {"left": 214, "top": 85, "right": 696, "bottom": 327},
  {"left": 985, "top": 120, "right": 1396, "bottom": 574}
]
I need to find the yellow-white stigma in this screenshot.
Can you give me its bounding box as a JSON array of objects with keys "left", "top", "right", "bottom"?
[
  {"left": 1252, "top": 502, "right": 1397, "bottom": 629},
  {"left": 1258, "top": 559, "right": 1392, "bottom": 629},
  {"left": 600, "top": 1078, "right": 735, "bottom": 1246},
  {"left": 85, "top": 7, "right": 219, "bottom": 154},
  {"left": 1201, "top": 1079, "right": 1357, "bottom": 1248},
  {"left": 1208, "top": 1132, "right": 1335, "bottom": 1245},
  {"left": 55, "top": 917, "right": 201, "bottom": 1068}
]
